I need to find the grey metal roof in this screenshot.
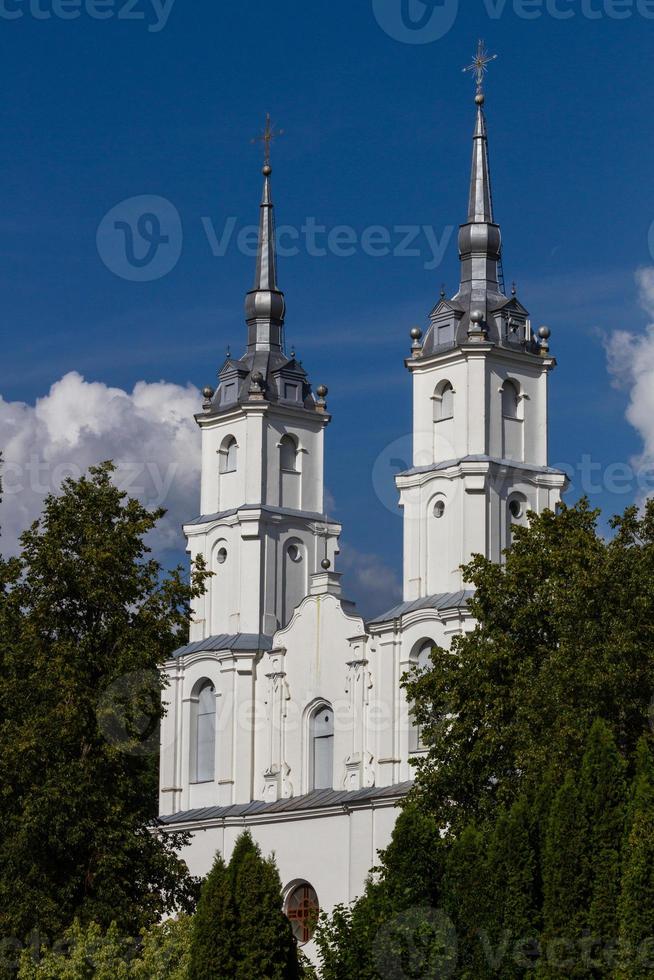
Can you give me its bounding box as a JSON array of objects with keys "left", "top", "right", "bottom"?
[
  {"left": 368, "top": 590, "right": 473, "bottom": 626},
  {"left": 186, "top": 503, "right": 333, "bottom": 527},
  {"left": 397, "top": 455, "right": 565, "bottom": 479},
  {"left": 172, "top": 633, "right": 273, "bottom": 660},
  {"left": 157, "top": 782, "right": 413, "bottom": 826}
]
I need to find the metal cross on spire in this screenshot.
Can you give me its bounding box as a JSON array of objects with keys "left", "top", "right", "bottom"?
[
  {"left": 251, "top": 113, "right": 284, "bottom": 168},
  {"left": 463, "top": 40, "right": 498, "bottom": 98}
]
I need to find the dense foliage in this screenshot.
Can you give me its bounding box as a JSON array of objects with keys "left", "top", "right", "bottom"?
[
  {"left": 316, "top": 501, "right": 654, "bottom": 979},
  {"left": 188, "top": 831, "right": 301, "bottom": 980},
  {"left": 16, "top": 917, "right": 192, "bottom": 979},
  {"left": 0, "top": 463, "right": 209, "bottom": 960}
]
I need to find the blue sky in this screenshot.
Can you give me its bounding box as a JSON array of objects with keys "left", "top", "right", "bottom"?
[{"left": 1, "top": 0, "right": 653, "bottom": 615}]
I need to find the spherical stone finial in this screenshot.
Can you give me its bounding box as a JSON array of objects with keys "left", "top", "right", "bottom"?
[
  {"left": 538, "top": 325, "right": 552, "bottom": 340},
  {"left": 262, "top": 163, "right": 272, "bottom": 177},
  {"left": 251, "top": 370, "right": 264, "bottom": 386},
  {"left": 316, "top": 384, "right": 328, "bottom": 399},
  {"left": 470, "top": 309, "right": 485, "bottom": 325},
  {"left": 202, "top": 386, "right": 214, "bottom": 400},
  {"left": 321, "top": 558, "right": 331, "bottom": 571},
  {"left": 410, "top": 327, "right": 423, "bottom": 342},
  {"left": 475, "top": 92, "right": 485, "bottom": 106}
]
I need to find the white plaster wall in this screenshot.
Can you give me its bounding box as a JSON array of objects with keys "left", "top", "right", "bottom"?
[
  {"left": 257, "top": 593, "right": 367, "bottom": 798},
  {"left": 170, "top": 801, "right": 401, "bottom": 962},
  {"left": 200, "top": 414, "right": 249, "bottom": 516}
]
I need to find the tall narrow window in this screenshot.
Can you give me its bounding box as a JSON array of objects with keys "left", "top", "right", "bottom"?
[
  {"left": 280, "top": 434, "right": 298, "bottom": 472},
  {"left": 434, "top": 381, "right": 455, "bottom": 422},
  {"left": 310, "top": 704, "right": 334, "bottom": 791},
  {"left": 502, "top": 380, "right": 520, "bottom": 420},
  {"left": 220, "top": 436, "right": 238, "bottom": 474},
  {"left": 502, "top": 380, "right": 524, "bottom": 461},
  {"left": 410, "top": 641, "right": 433, "bottom": 753},
  {"left": 191, "top": 681, "right": 216, "bottom": 783}
]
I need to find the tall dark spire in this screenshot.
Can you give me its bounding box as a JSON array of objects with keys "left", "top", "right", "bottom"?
[
  {"left": 455, "top": 42, "right": 504, "bottom": 326},
  {"left": 468, "top": 101, "right": 494, "bottom": 224},
  {"left": 245, "top": 115, "right": 286, "bottom": 352}
]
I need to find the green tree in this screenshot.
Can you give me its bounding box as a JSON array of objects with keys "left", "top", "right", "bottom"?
[
  {"left": 539, "top": 772, "right": 589, "bottom": 978},
  {"left": 443, "top": 823, "right": 489, "bottom": 979},
  {"left": 617, "top": 737, "right": 654, "bottom": 979},
  {"left": 189, "top": 833, "right": 300, "bottom": 980},
  {"left": 16, "top": 917, "right": 191, "bottom": 980},
  {"left": 483, "top": 798, "right": 539, "bottom": 978},
  {"left": 405, "top": 500, "right": 654, "bottom": 834},
  {"left": 0, "top": 463, "right": 209, "bottom": 950},
  {"left": 229, "top": 832, "right": 299, "bottom": 980},
  {"left": 187, "top": 853, "right": 235, "bottom": 980},
  {"left": 578, "top": 719, "right": 626, "bottom": 974}
]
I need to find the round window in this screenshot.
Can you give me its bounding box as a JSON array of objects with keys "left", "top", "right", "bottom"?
[
  {"left": 287, "top": 543, "right": 303, "bottom": 563},
  {"left": 434, "top": 500, "right": 446, "bottom": 519},
  {"left": 216, "top": 547, "right": 228, "bottom": 565},
  {"left": 285, "top": 882, "right": 320, "bottom": 945},
  {"left": 509, "top": 499, "right": 523, "bottom": 520}
]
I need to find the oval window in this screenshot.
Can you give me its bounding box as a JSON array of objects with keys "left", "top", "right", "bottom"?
[{"left": 285, "top": 882, "right": 320, "bottom": 944}]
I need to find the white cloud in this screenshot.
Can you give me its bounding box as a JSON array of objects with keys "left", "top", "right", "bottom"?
[
  {"left": 0, "top": 372, "right": 403, "bottom": 617},
  {"left": 0, "top": 371, "right": 201, "bottom": 558},
  {"left": 339, "top": 544, "right": 402, "bottom": 621},
  {"left": 606, "top": 268, "right": 654, "bottom": 485}
]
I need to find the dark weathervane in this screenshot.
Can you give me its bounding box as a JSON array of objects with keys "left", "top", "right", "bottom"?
[
  {"left": 463, "top": 40, "right": 498, "bottom": 99},
  {"left": 252, "top": 113, "right": 284, "bottom": 169}
]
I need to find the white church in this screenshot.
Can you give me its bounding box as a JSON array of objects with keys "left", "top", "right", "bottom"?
[{"left": 157, "top": 61, "right": 568, "bottom": 949}]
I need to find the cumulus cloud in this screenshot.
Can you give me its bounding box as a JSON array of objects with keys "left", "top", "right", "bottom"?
[
  {"left": 0, "top": 372, "right": 402, "bottom": 616},
  {"left": 339, "top": 544, "right": 402, "bottom": 621},
  {"left": 606, "top": 269, "right": 654, "bottom": 482},
  {"left": 0, "top": 371, "right": 201, "bottom": 558}
]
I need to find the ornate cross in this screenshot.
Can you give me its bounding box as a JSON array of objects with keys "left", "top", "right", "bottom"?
[
  {"left": 252, "top": 113, "right": 284, "bottom": 166},
  {"left": 463, "top": 40, "right": 498, "bottom": 97}
]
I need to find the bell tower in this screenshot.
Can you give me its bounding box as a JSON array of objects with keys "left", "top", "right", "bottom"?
[
  {"left": 397, "top": 44, "right": 567, "bottom": 601},
  {"left": 185, "top": 138, "right": 340, "bottom": 644}
]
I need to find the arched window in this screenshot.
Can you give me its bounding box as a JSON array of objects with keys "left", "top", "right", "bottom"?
[
  {"left": 285, "top": 882, "right": 320, "bottom": 945},
  {"left": 502, "top": 380, "right": 524, "bottom": 461},
  {"left": 219, "top": 436, "right": 238, "bottom": 474},
  {"left": 434, "top": 381, "right": 455, "bottom": 422},
  {"left": 410, "top": 641, "right": 433, "bottom": 753},
  {"left": 191, "top": 680, "right": 216, "bottom": 783},
  {"left": 280, "top": 434, "right": 299, "bottom": 473},
  {"left": 309, "top": 703, "right": 334, "bottom": 791},
  {"left": 502, "top": 380, "right": 520, "bottom": 420}
]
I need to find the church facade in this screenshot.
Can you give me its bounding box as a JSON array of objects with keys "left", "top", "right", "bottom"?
[{"left": 157, "top": 81, "right": 568, "bottom": 950}]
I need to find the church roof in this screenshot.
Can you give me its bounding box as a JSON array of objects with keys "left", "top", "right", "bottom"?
[
  {"left": 185, "top": 503, "right": 334, "bottom": 528},
  {"left": 367, "top": 590, "right": 473, "bottom": 626},
  {"left": 171, "top": 632, "right": 274, "bottom": 659},
  {"left": 157, "top": 782, "right": 413, "bottom": 827},
  {"left": 396, "top": 455, "right": 567, "bottom": 479}
]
